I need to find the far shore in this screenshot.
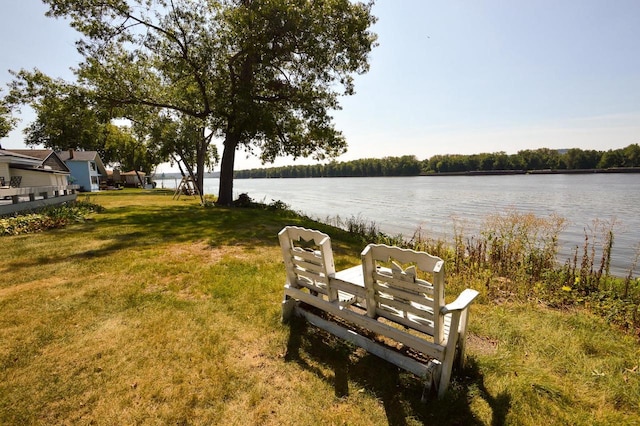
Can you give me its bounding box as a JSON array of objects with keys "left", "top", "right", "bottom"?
[{"left": 422, "top": 167, "right": 640, "bottom": 176}]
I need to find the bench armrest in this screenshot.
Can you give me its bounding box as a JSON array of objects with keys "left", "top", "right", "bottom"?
[{"left": 440, "top": 289, "right": 479, "bottom": 315}]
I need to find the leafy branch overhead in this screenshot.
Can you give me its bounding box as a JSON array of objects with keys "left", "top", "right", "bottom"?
[
  {"left": 0, "top": 90, "right": 17, "bottom": 139},
  {"left": 41, "top": 0, "right": 377, "bottom": 205}
]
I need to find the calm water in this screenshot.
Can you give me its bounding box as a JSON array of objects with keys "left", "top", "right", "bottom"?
[{"left": 160, "top": 174, "right": 640, "bottom": 276}]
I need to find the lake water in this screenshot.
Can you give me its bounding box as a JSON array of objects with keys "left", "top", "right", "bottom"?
[{"left": 159, "top": 174, "right": 640, "bottom": 276}]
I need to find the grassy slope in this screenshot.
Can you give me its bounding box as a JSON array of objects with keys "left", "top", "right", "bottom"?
[{"left": 1, "top": 190, "right": 638, "bottom": 425}]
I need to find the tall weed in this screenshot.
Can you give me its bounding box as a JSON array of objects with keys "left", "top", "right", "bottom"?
[{"left": 332, "top": 209, "right": 640, "bottom": 337}]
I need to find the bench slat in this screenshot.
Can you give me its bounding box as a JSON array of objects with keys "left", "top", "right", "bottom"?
[
  {"left": 290, "top": 247, "right": 323, "bottom": 262},
  {"left": 375, "top": 294, "right": 435, "bottom": 323},
  {"left": 294, "top": 277, "right": 328, "bottom": 295},
  {"left": 330, "top": 278, "right": 367, "bottom": 299},
  {"left": 285, "top": 285, "right": 445, "bottom": 359},
  {"left": 297, "top": 308, "right": 432, "bottom": 379},
  {"left": 292, "top": 257, "right": 325, "bottom": 275},
  {"left": 374, "top": 305, "right": 435, "bottom": 335},
  {"left": 373, "top": 270, "right": 435, "bottom": 296},
  {"left": 373, "top": 282, "right": 435, "bottom": 307},
  {"left": 375, "top": 292, "right": 434, "bottom": 316}
]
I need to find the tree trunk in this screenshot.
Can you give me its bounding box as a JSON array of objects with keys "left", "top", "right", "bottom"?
[
  {"left": 217, "top": 135, "right": 238, "bottom": 206},
  {"left": 134, "top": 169, "right": 145, "bottom": 188},
  {"left": 171, "top": 154, "right": 186, "bottom": 177},
  {"left": 195, "top": 132, "right": 206, "bottom": 205}
]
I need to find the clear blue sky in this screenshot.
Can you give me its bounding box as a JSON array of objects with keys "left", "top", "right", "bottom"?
[{"left": 2, "top": 0, "right": 639, "bottom": 171}]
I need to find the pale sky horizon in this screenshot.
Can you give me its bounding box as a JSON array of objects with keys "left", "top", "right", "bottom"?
[{"left": 1, "top": 0, "right": 639, "bottom": 172}]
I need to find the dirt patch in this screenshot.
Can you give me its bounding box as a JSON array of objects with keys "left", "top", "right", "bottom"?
[
  {"left": 466, "top": 333, "right": 499, "bottom": 356},
  {"left": 158, "top": 241, "right": 253, "bottom": 264}
]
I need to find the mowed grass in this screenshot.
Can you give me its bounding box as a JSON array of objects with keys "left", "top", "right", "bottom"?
[{"left": 1, "top": 190, "right": 639, "bottom": 425}]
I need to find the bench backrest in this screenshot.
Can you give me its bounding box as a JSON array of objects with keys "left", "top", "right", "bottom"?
[
  {"left": 361, "top": 244, "right": 446, "bottom": 345},
  {"left": 279, "top": 226, "right": 336, "bottom": 298}
]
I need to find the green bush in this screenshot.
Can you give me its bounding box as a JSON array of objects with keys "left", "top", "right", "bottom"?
[{"left": 0, "top": 198, "right": 104, "bottom": 236}]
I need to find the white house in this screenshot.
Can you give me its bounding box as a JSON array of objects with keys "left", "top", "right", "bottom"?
[
  {"left": 58, "top": 150, "right": 107, "bottom": 192},
  {"left": 0, "top": 150, "right": 42, "bottom": 187},
  {"left": 0, "top": 149, "right": 77, "bottom": 215},
  {"left": 2, "top": 149, "right": 71, "bottom": 187}
]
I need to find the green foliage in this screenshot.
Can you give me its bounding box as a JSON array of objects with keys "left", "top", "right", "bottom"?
[
  {"left": 480, "top": 210, "right": 565, "bottom": 283},
  {"left": 232, "top": 192, "right": 255, "bottom": 208},
  {"left": 41, "top": 0, "right": 377, "bottom": 205},
  {"left": 234, "top": 146, "right": 640, "bottom": 179},
  {"left": 7, "top": 70, "right": 110, "bottom": 159},
  {"left": 5, "top": 69, "right": 167, "bottom": 171},
  {"left": 0, "top": 198, "right": 104, "bottom": 235},
  {"left": 422, "top": 145, "right": 640, "bottom": 174},
  {"left": 235, "top": 155, "right": 422, "bottom": 178},
  {"left": 0, "top": 89, "right": 17, "bottom": 138},
  {"left": 227, "top": 192, "right": 292, "bottom": 213},
  {"left": 149, "top": 114, "right": 219, "bottom": 196},
  {"left": 104, "top": 123, "right": 161, "bottom": 173}
]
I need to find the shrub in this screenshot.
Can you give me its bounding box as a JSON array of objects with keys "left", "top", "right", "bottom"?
[{"left": 0, "top": 198, "right": 104, "bottom": 236}]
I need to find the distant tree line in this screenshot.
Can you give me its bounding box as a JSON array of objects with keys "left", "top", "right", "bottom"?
[
  {"left": 423, "top": 145, "right": 640, "bottom": 174},
  {"left": 235, "top": 155, "right": 422, "bottom": 178},
  {"left": 235, "top": 145, "right": 640, "bottom": 178}
]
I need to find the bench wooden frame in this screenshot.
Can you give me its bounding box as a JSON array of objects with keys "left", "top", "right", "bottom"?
[{"left": 279, "top": 226, "right": 479, "bottom": 399}]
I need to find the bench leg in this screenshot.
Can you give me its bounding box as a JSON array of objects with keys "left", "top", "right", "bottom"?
[
  {"left": 421, "top": 360, "right": 441, "bottom": 402},
  {"left": 282, "top": 296, "right": 296, "bottom": 323},
  {"left": 455, "top": 309, "right": 471, "bottom": 370}
]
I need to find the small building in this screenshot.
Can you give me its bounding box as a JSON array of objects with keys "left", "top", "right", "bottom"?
[
  {"left": 0, "top": 150, "right": 42, "bottom": 186},
  {"left": 119, "top": 170, "right": 147, "bottom": 187},
  {"left": 2, "top": 149, "right": 71, "bottom": 187},
  {"left": 0, "top": 149, "right": 78, "bottom": 215},
  {"left": 58, "top": 150, "right": 107, "bottom": 192}
]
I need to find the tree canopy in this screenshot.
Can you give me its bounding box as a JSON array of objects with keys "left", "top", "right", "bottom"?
[
  {"left": 236, "top": 155, "right": 422, "bottom": 178},
  {"left": 5, "top": 69, "right": 167, "bottom": 173},
  {"left": 0, "top": 90, "right": 17, "bottom": 140},
  {"left": 423, "top": 146, "right": 640, "bottom": 174},
  {"left": 41, "top": 0, "right": 378, "bottom": 205},
  {"left": 7, "top": 70, "right": 113, "bottom": 160}
]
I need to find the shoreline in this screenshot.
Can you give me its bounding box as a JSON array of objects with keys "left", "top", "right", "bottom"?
[{"left": 422, "top": 167, "right": 640, "bottom": 176}]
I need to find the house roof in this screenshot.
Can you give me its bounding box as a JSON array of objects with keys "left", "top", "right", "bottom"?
[
  {"left": 58, "top": 150, "right": 108, "bottom": 175},
  {"left": 3, "top": 149, "right": 70, "bottom": 174},
  {"left": 0, "top": 149, "right": 42, "bottom": 165},
  {"left": 5, "top": 149, "right": 54, "bottom": 160},
  {"left": 58, "top": 150, "right": 98, "bottom": 162}
]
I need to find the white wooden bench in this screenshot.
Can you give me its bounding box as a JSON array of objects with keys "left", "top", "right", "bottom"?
[{"left": 279, "top": 226, "right": 479, "bottom": 399}]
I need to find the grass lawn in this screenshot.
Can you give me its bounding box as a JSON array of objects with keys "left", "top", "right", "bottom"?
[{"left": 1, "top": 189, "right": 639, "bottom": 425}]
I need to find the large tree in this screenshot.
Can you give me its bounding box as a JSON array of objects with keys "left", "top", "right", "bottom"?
[
  {"left": 0, "top": 89, "right": 17, "bottom": 140},
  {"left": 42, "top": 0, "right": 377, "bottom": 205}
]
